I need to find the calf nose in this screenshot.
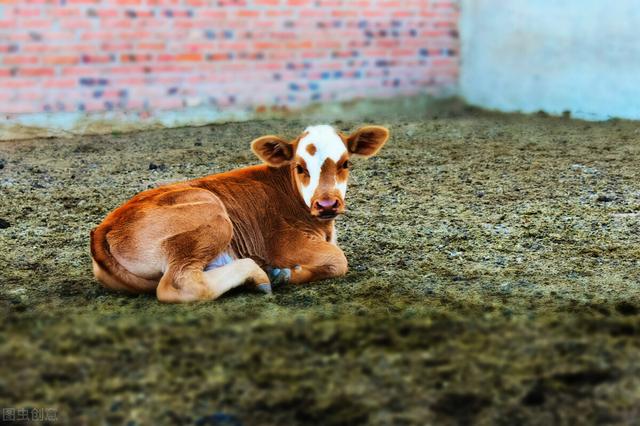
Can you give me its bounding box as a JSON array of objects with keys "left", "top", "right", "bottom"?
[{"left": 314, "top": 198, "right": 339, "bottom": 211}]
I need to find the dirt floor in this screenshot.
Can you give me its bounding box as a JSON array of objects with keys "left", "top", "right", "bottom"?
[{"left": 1, "top": 104, "right": 639, "bottom": 425}]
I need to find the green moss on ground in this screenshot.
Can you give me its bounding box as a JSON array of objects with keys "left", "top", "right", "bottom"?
[{"left": 1, "top": 107, "right": 639, "bottom": 424}]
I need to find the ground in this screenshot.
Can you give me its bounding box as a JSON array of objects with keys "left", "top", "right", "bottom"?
[{"left": 1, "top": 104, "right": 639, "bottom": 425}]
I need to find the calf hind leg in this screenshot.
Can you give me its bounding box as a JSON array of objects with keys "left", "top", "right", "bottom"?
[
  {"left": 155, "top": 223, "right": 270, "bottom": 303},
  {"left": 157, "top": 259, "right": 270, "bottom": 303},
  {"left": 205, "top": 259, "right": 272, "bottom": 296}
]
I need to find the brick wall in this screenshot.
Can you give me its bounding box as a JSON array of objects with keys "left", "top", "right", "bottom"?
[{"left": 0, "top": 0, "right": 459, "bottom": 119}]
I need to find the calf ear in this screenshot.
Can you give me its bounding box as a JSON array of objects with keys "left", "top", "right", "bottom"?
[
  {"left": 347, "top": 126, "right": 390, "bottom": 158},
  {"left": 251, "top": 135, "right": 294, "bottom": 167}
]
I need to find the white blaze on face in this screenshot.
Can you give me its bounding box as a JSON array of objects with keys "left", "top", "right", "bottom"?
[{"left": 296, "top": 125, "right": 348, "bottom": 207}]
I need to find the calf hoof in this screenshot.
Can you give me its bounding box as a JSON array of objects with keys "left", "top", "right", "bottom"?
[
  {"left": 256, "top": 283, "right": 272, "bottom": 295},
  {"left": 266, "top": 267, "right": 291, "bottom": 285}
]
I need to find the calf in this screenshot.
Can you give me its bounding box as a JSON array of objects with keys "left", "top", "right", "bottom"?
[{"left": 90, "top": 124, "right": 389, "bottom": 303}]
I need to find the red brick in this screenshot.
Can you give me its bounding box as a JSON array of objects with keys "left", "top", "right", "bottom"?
[
  {"left": 22, "top": 45, "right": 51, "bottom": 53},
  {"left": 106, "top": 65, "right": 147, "bottom": 74},
  {"left": 265, "top": 9, "right": 293, "bottom": 17},
  {"left": 286, "top": 40, "right": 313, "bottom": 49},
  {"left": 138, "top": 42, "right": 166, "bottom": 50},
  {"left": 393, "top": 10, "right": 414, "bottom": 18},
  {"left": 60, "top": 20, "right": 92, "bottom": 30},
  {"left": 254, "top": 41, "right": 279, "bottom": 50},
  {"left": 199, "top": 10, "right": 227, "bottom": 19},
  {"left": 115, "top": 77, "right": 147, "bottom": 85},
  {"left": 0, "top": 79, "right": 33, "bottom": 89},
  {"left": 301, "top": 50, "right": 328, "bottom": 59},
  {"left": 43, "top": 56, "right": 79, "bottom": 65},
  {"left": 49, "top": 8, "right": 82, "bottom": 18},
  {"left": 378, "top": 0, "right": 402, "bottom": 6},
  {"left": 14, "top": 8, "right": 41, "bottom": 17},
  {"left": 362, "top": 10, "right": 384, "bottom": 18},
  {"left": 300, "top": 10, "right": 325, "bottom": 18},
  {"left": 331, "top": 10, "right": 358, "bottom": 18},
  {"left": 316, "top": 0, "right": 342, "bottom": 6},
  {"left": 61, "top": 67, "right": 97, "bottom": 77},
  {"left": 81, "top": 54, "right": 115, "bottom": 64},
  {"left": 237, "top": 10, "right": 260, "bottom": 18},
  {"left": 176, "top": 53, "right": 202, "bottom": 61},
  {"left": 145, "top": 0, "right": 180, "bottom": 5},
  {"left": 3, "top": 55, "right": 39, "bottom": 65},
  {"left": 184, "top": 42, "right": 216, "bottom": 51},
  {"left": 134, "top": 10, "right": 155, "bottom": 18},
  {"left": 19, "top": 67, "right": 54, "bottom": 77},
  {"left": 268, "top": 51, "right": 296, "bottom": 61},
  {"left": 206, "top": 53, "right": 230, "bottom": 61},
  {"left": 43, "top": 79, "right": 76, "bottom": 89},
  {"left": 93, "top": 9, "right": 120, "bottom": 18},
  {"left": 315, "top": 40, "right": 341, "bottom": 49},
  {"left": 101, "top": 42, "right": 135, "bottom": 51},
  {"left": 174, "top": 19, "right": 209, "bottom": 29},
  {"left": 120, "top": 53, "right": 154, "bottom": 63}
]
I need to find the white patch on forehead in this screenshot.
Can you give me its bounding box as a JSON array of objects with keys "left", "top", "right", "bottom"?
[
  {"left": 300, "top": 125, "right": 346, "bottom": 161},
  {"left": 297, "top": 125, "right": 348, "bottom": 206}
]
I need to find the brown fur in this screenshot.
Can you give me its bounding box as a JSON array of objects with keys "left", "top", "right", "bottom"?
[{"left": 306, "top": 143, "right": 317, "bottom": 156}]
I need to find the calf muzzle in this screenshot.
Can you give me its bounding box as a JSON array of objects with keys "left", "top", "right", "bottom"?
[{"left": 312, "top": 197, "right": 343, "bottom": 219}]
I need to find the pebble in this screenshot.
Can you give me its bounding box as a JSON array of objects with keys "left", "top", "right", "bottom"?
[
  {"left": 0, "top": 218, "right": 10, "bottom": 229},
  {"left": 148, "top": 163, "right": 166, "bottom": 171},
  {"left": 596, "top": 194, "right": 615, "bottom": 203},
  {"left": 195, "top": 413, "right": 242, "bottom": 426}
]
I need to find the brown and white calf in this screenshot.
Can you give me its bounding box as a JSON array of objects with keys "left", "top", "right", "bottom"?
[{"left": 90, "top": 125, "right": 389, "bottom": 303}]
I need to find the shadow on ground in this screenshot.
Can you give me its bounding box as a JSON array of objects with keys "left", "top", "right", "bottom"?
[{"left": 1, "top": 105, "right": 639, "bottom": 424}]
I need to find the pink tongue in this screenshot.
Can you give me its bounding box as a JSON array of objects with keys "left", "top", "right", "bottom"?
[{"left": 317, "top": 199, "right": 336, "bottom": 209}]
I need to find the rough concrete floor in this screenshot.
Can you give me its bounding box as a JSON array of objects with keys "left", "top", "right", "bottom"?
[{"left": 1, "top": 106, "right": 639, "bottom": 425}]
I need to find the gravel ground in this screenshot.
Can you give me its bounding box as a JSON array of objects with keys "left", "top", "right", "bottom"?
[{"left": 1, "top": 105, "right": 639, "bottom": 425}]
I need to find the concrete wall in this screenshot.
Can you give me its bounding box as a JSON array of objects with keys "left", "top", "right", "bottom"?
[
  {"left": 460, "top": 0, "right": 640, "bottom": 121},
  {"left": 0, "top": 0, "right": 459, "bottom": 140}
]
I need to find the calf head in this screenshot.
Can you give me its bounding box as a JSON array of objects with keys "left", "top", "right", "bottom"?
[{"left": 252, "top": 124, "right": 389, "bottom": 220}]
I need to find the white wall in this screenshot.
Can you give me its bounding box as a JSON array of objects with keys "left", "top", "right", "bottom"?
[{"left": 460, "top": 0, "right": 640, "bottom": 120}]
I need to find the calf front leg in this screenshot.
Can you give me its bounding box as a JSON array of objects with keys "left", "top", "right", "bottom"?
[{"left": 268, "top": 244, "right": 348, "bottom": 285}]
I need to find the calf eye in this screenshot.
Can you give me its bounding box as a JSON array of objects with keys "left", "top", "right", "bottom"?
[
  {"left": 342, "top": 160, "right": 351, "bottom": 169},
  {"left": 296, "top": 165, "right": 306, "bottom": 174}
]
